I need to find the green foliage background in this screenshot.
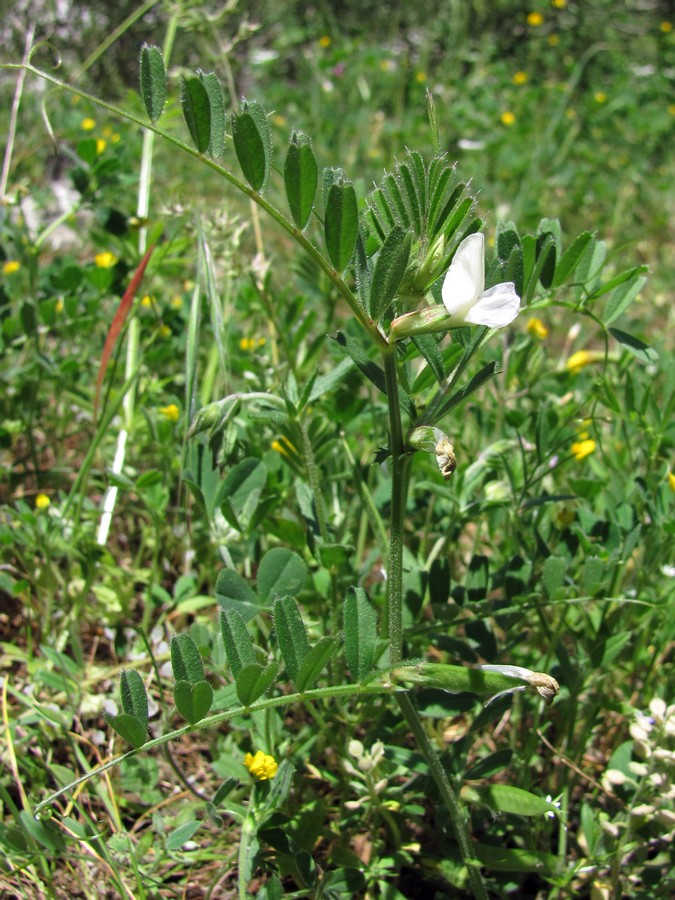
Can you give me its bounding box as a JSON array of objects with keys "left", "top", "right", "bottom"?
[{"left": 0, "top": 1, "right": 673, "bottom": 898}]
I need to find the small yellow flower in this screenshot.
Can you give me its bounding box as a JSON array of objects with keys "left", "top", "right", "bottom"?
[
  {"left": 318, "top": 35, "right": 331, "bottom": 48},
  {"left": 244, "top": 750, "right": 278, "bottom": 781},
  {"left": 159, "top": 403, "right": 180, "bottom": 422},
  {"left": 566, "top": 349, "right": 603, "bottom": 373},
  {"left": 272, "top": 114, "right": 286, "bottom": 127},
  {"left": 239, "top": 337, "right": 266, "bottom": 352},
  {"left": 81, "top": 117, "right": 96, "bottom": 131},
  {"left": 271, "top": 439, "right": 288, "bottom": 456},
  {"left": 415, "top": 71, "right": 427, "bottom": 83},
  {"left": 668, "top": 471, "right": 675, "bottom": 492},
  {"left": 551, "top": 0, "right": 567, "bottom": 8},
  {"left": 669, "top": 104, "right": 675, "bottom": 116},
  {"left": 512, "top": 71, "right": 529, "bottom": 85},
  {"left": 2, "top": 260, "right": 20, "bottom": 275},
  {"left": 159, "top": 324, "right": 172, "bottom": 338},
  {"left": 55, "top": 298, "right": 64, "bottom": 313},
  {"left": 594, "top": 91, "right": 607, "bottom": 104},
  {"left": 527, "top": 11, "right": 544, "bottom": 26},
  {"left": 140, "top": 294, "right": 154, "bottom": 308},
  {"left": 170, "top": 295, "right": 183, "bottom": 309},
  {"left": 565, "top": 108, "right": 577, "bottom": 120},
  {"left": 548, "top": 33, "right": 560, "bottom": 46},
  {"left": 571, "top": 439, "right": 596, "bottom": 461},
  {"left": 94, "top": 251, "right": 118, "bottom": 269},
  {"left": 527, "top": 317, "right": 549, "bottom": 340},
  {"left": 500, "top": 111, "right": 516, "bottom": 126},
  {"left": 102, "top": 125, "right": 113, "bottom": 138},
  {"left": 111, "top": 133, "right": 121, "bottom": 143},
  {"left": 96, "top": 138, "right": 106, "bottom": 154},
  {"left": 660, "top": 21, "right": 672, "bottom": 33},
  {"left": 35, "top": 493, "right": 51, "bottom": 510}
]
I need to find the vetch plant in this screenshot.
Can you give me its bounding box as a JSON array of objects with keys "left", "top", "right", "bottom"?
[{"left": 4, "top": 34, "right": 658, "bottom": 900}]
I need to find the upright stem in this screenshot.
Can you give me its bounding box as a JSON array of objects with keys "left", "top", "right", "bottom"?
[
  {"left": 382, "top": 343, "right": 488, "bottom": 900},
  {"left": 382, "top": 348, "right": 408, "bottom": 663}
]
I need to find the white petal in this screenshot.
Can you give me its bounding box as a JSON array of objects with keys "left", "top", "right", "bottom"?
[
  {"left": 441, "top": 233, "right": 485, "bottom": 316},
  {"left": 463, "top": 282, "right": 520, "bottom": 327}
]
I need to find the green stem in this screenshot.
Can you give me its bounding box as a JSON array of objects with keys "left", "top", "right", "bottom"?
[
  {"left": 33, "top": 680, "right": 395, "bottom": 817},
  {"left": 2, "top": 61, "right": 386, "bottom": 351},
  {"left": 239, "top": 791, "right": 257, "bottom": 900},
  {"left": 382, "top": 345, "right": 488, "bottom": 900},
  {"left": 397, "top": 693, "right": 487, "bottom": 900},
  {"left": 382, "top": 348, "right": 409, "bottom": 663}
]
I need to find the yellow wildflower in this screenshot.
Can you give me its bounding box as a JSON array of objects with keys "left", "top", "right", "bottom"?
[
  {"left": 2, "top": 260, "right": 20, "bottom": 275},
  {"left": 170, "top": 295, "right": 183, "bottom": 309},
  {"left": 35, "top": 493, "right": 51, "bottom": 510},
  {"left": 239, "top": 337, "right": 266, "bottom": 352},
  {"left": 552, "top": 0, "right": 567, "bottom": 7},
  {"left": 660, "top": 21, "right": 672, "bottom": 33},
  {"left": 668, "top": 471, "right": 675, "bottom": 492},
  {"left": 571, "top": 439, "right": 596, "bottom": 461},
  {"left": 513, "top": 71, "right": 529, "bottom": 85},
  {"left": 500, "top": 111, "right": 516, "bottom": 126},
  {"left": 140, "top": 294, "right": 154, "bottom": 308},
  {"left": 55, "top": 298, "right": 64, "bottom": 313},
  {"left": 415, "top": 71, "right": 427, "bottom": 83},
  {"left": 271, "top": 439, "right": 288, "bottom": 456},
  {"left": 527, "top": 317, "right": 549, "bottom": 340},
  {"left": 159, "top": 404, "right": 180, "bottom": 422},
  {"left": 566, "top": 349, "right": 604, "bottom": 374},
  {"left": 669, "top": 104, "right": 675, "bottom": 116},
  {"left": 81, "top": 117, "right": 96, "bottom": 131},
  {"left": 318, "top": 35, "right": 331, "bottom": 48},
  {"left": 548, "top": 33, "right": 560, "bottom": 46},
  {"left": 272, "top": 114, "right": 286, "bottom": 127},
  {"left": 94, "top": 251, "right": 118, "bottom": 269},
  {"left": 527, "top": 12, "right": 544, "bottom": 26},
  {"left": 594, "top": 91, "right": 607, "bottom": 104},
  {"left": 96, "top": 138, "right": 106, "bottom": 154},
  {"left": 159, "top": 324, "right": 172, "bottom": 338},
  {"left": 244, "top": 750, "right": 278, "bottom": 781},
  {"left": 111, "top": 133, "right": 121, "bottom": 143}
]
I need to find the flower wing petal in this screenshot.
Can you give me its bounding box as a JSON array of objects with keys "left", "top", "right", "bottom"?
[
  {"left": 463, "top": 282, "right": 520, "bottom": 327},
  {"left": 441, "top": 233, "right": 484, "bottom": 316}
]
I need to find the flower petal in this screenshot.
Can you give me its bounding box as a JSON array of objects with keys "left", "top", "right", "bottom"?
[
  {"left": 441, "top": 233, "right": 484, "bottom": 316},
  {"left": 463, "top": 282, "right": 520, "bottom": 327}
]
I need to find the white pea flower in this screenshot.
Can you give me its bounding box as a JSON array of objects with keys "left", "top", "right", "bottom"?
[
  {"left": 441, "top": 233, "right": 520, "bottom": 328},
  {"left": 390, "top": 232, "right": 521, "bottom": 341}
]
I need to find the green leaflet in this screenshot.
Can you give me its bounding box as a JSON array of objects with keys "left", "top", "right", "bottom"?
[
  {"left": 139, "top": 44, "right": 167, "bottom": 123},
  {"left": 171, "top": 633, "right": 205, "bottom": 684},
  {"left": 232, "top": 99, "right": 272, "bottom": 192},
  {"left": 273, "top": 596, "right": 309, "bottom": 682},
  {"left": 324, "top": 177, "right": 358, "bottom": 272},
  {"left": 284, "top": 132, "right": 318, "bottom": 230},
  {"left": 343, "top": 587, "right": 377, "bottom": 682},
  {"left": 220, "top": 609, "right": 257, "bottom": 677},
  {"left": 180, "top": 75, "right": 211, "bottom": 154}
]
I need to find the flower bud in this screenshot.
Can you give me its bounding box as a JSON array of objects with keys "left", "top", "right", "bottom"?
[{"left": 390, "top": 304, "right": 455, "bottom": 341}]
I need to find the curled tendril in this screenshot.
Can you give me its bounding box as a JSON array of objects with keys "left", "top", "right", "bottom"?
[{"left": 27, "top": 40, "right": 62, "bottom": 70}]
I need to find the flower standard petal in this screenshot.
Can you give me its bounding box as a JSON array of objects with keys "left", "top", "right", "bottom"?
[
  {"left": 463, "top": 282, "right": 520, "bottom": 327},
  {"left": 441, "top": 233, "right": 485, "bottom": 317}
]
